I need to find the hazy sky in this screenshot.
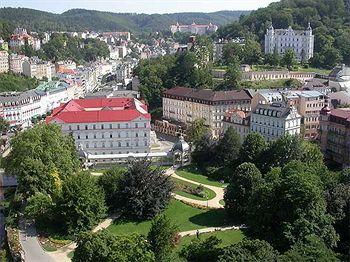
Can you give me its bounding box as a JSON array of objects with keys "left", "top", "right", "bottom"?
[{"left": 1, "top": 0, "right": 279, "bottom": 14}]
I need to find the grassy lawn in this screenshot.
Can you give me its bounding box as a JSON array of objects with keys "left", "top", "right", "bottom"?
[
  {"left": 107, "top": 200, "right": 229, "bottom": 236},
  {"left": 176, "top": 166, "right": 226, "bottom": 188},
  {"left": 171, "top": 177, "right": 216, "bottom": 201},
  {"left": 177, "top": 229, "right": 244, "bottom": 249},
  {"left": 219, "top": 199, "right": 225, "bottom": 206},
  {"left": 41, "top": 243, "right": 57, "bottom": 252},
  {"left": 67, "top": 251, "right": 74, "bottom": 259}
]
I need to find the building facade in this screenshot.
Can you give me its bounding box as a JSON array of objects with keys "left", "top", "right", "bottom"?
[
  {"left": 265, "top": 24, "right": 314, "bottom": 61},
  {"left": 222, "top": 109, "right": 250, "bottom": 139},
  {"left": 46, "top": 98, "right": 151, "bottom": 155},
  {"left": 250, "top": 103, "right": 301, "bottom": 141},
  {"left": 0, "top": 51, "right": 9, "bottom": 73},
  {"left": 9, "top": 54, "right": 27, "bottom": 74},
  {"left": 170, "top": 22, "right": 218, "bottom": 35},
  {"left": 163, "top": 87, "right": 252, "bottom": 137},
  {"left": 319, "top": 107, "right": 350, "bottom": 168},
  {"left": 22, "top": 58, "right": 52, "bottom": 80}
]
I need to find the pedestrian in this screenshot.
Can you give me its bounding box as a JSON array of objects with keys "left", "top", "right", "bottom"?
[{"left": 196, "top": 229, "right": 199, "bottom": 239}]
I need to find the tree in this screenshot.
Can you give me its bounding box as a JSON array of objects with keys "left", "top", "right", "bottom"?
[
  {"left": 186, "top": 118, "right": 209, "bottom": 144},
  {"left": 224, "top": 58, "right": 241, "bottom": 90},
  {"left": 4, "top": 124, "right": 80, "bottom": 197},
  {"left": 279, "top": 235, "right": 339, "bottom": 262},
  {"left": 222, "top": 42, "right": 243, "bottom": 65},
  {"left": 239, "top": 132, "right": 266, "bottom": 166},
  {"left": 218, "top": 239, "right": 278, "bottom": 261},
  {"left": 191, "top": 133, "right": 217, "bottom": 170},
  {"left": 180, "top": 236, "right": 222, "bottom": 262},
  {"left": 57, "top": 172, "right": 106, "bottom": 235},
  {"left": 147, "top": 215, "right": 178, "bottom": 261},
  {"left": 25, "top": 192, "right": 54, "bottom": 228},
  {"left": 242, "top": 38, "right": 262, "bottom": 65},
  {"left": 247, "top": 162, "right": 338, "bottom": 251},
  {"left": 224, "top": 162, "right": 263, "bottom": 222},
  {"left": 215, "top": 127, "right": 241, "bottom": 167},
  {"left": 119, "top": 160, "right": 173, "bottom": 220},
  {"left": 282, "top": 49, "right": 297, "bottom": 70},
  {"left": 0, "top": 118, "right": 9, "bottom": 134},
  {"left": 97, "top": 167, "right": 124, "bottom": 211},
  {"left": 73, "top": 230, "right": 155, "bottom": 262}
]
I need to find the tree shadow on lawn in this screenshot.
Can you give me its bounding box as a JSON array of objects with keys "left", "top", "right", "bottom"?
[{"left": 188, "top": 208, "right": 231, "bottom": 228}]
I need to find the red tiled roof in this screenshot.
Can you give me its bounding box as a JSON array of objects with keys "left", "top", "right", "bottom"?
[
  {"left": 331, "top": 108, "right": 350, "bottom": 121},
  {"left": 46, "top": 98, "right": 150, "bottom": 124}
]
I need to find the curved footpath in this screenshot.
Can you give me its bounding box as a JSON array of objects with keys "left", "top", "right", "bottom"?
[
  {"left": 23, "top": 167, "right": 226, "bottom": 261},
  {"left": 165, "top": 167, "right": 225, "bottom": 209}
]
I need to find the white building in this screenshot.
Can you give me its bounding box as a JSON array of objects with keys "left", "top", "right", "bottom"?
[
  {"left": 170, "top": 22, "right": 218, "bottom": 35},
  {"left": 265, "top": 24, "right": 314, "bottom": 61},
  {"left": 46, "top": 98, "right": 151, "bottom": 155},
  {"left": 0, "top": 91, "right": 42, "bottom": 127},
  {"left": 250, "top": 102, "right": 301, "bottom": 141},
  {"left": 0, "top": 51, "right": 9, "bottom": 73}
]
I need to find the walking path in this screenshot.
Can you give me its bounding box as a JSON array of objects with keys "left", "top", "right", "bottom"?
[
  {"left": 179, "top": 225, "right": 244, "bottom": 237},
  {"left": 165, "top": 168, "right": 225, "bottom": 209},
  {"left": 19, "top": 219, "right": 55, "bottom": 262}
]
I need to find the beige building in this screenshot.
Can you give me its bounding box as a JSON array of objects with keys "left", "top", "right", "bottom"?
[
  {"left": 9, "top": 54, "right": 27, "bottom": 74},
  {"left": 0, "top": 51, "right": 9, "bottom": 73},
  {"left": 22, "top": 58, "right": 52, "bottom": 81},
  {"left": 222, "top": 109, "right": 250, "bottom": 139},
  {"left": 241, "top": 71, "right": 315, "bottom": 82},
  {"left": 163, "top": 87, "right": 252, "bottom": 137}
]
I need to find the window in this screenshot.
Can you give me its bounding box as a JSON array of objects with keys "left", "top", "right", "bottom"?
[
  {"left": 85, "top": 135, "right": 88, "bottom": 139},
  {"left": 117, "top": 124, "right": 120, "bottom": 129},
  {"left": 77, "top": 135, "right": 80, "bottom": 139},
  {"left": 102, "top": 133, "right": 104, "bottom": 139},
  {"left": 86, "top": 143, "right": 89, "bottom": 148},
  {"left": 118, "top": 142, "right": 121, "bottom": 147},
  {"left": 109, "top": 124, "right": 112, "bottom": 129},
  {"left": 126, "top": 142, "right": 129, "bottom": 147},
  {"left": 68, "top": 125, "right": 72, "bottom": 131},
  {"left": 135, "top": 123, "right": 138, "bottom": 128},
  {"left": 126, "top": 123, "right": 129, "bottom": 129},
  {"left": 118, "top": 133, "right": 121, "bottom": 138},
  {"left": 93, "top": 124, "right": 96, "bottom": 130},
  {"left": 144, "top": 133, "right": 147, "bottom": 137},
  {"left": 144, "top": 141, "right": 148, "bottom": 146},
  {"left": 77, "top": 125, "right": 80, "bottom": 130},
  {"left": 135, "top": 133, "right": 138, "bottom": 137},
  {"left": 110, "top": 133, "right": 113, "bottom": 138},
  {"left": 144, "top": 123, "right": 147, "bottom": 128},
  {"left": 136, "top": 142, "right": 139, "bottom": 147},
  {"left": 94, "top": 134, "right": 96, "bottom": 139},
  {"left": 101, "top": 124, "right": 104, "bottom": 130},
  {"left": 85, "top": 125, "right": 88, "bottom": 130}
]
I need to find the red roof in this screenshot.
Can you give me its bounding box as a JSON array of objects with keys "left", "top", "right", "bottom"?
[
  {"left": 330, "top": 108, "right": 350, "bottom": 121},
  {"left": 46, "top": 98, "right": 150, "bottom": 124}
]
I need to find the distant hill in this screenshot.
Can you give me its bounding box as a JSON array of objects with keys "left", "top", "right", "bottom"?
[{"left": 0, "top": 7, "right": 250, "bottom": 34}]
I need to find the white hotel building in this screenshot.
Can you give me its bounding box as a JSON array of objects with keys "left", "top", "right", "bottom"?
[
  {"left": 265, "top": 24, "right": 314, "bottom": 61},
  {"left": 46, "top": 98, "right": 151, "bottom": 155},
  {"left": 250, "top": 103, "right": 301, "bottom": 141}
]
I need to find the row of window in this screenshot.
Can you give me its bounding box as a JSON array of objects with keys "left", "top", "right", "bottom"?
[
  {"left": 76, "top": 132, "right": 148, "bottom": 139},
  {"left": 68, "top": 122, "right": 147, "bottom": 131},
  {"left": 84, "top": 140, "right": 148, "bottom": 148}
]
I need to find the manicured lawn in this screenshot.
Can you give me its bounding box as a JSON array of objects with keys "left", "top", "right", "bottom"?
[
  {"left": 219, "top": 199, "right": 225, "bottom": 206},
  {"left": 171, "top": 177, "right": 216, "bottom": 201},
  {"left": 176, "top": 166, "right": 226, "bottom": 188},
  {"left": 107, "top": 200, "right": 229, "bottom": 236},
  {"left": 177, "top": 229, "right": 244, "bottom": 249},
  {"left": 67, "top": 251, "right": 74, "bottom": 259}
]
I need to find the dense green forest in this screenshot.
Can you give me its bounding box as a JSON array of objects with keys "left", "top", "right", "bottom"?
[
  {"left": 0, "top": 73, "right": 40, "bottom": 92},
  {"left": 0, "top": 8, "right": 249, "bottom": 36},
  {"left": 218, "top": 0, "right": 350, "bottom": 67}
]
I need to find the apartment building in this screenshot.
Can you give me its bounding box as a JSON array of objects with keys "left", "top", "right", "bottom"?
[
  {"left": 170, "top": 22, "right": 218, "bottom": 35},
  {"left": 250, "top": 102, "right": 301, "bottom": 141},
  {"left": 46, "top": 98, "right": 151, "bottom": 155},
  {"left": 222, "top": 109, "right": 250, "bottom": 139},
  {"left": 0, "top": 51, "right": 9, "bottom": 73},
  {"left": 265, "top": 24, "right": 314, "bottom": 60},
  {"left": 22, "top": 58, "right": 52, "bottom": 80},
  {"left": 9, "top": 54, "right": 28, "bottom": 74},
  {"left": 319, "top": 107, "right": 350, "bottom": 168},
  {"left": 251, "top": 89, "right": 327, "bottom": 139},
  {"left": 163, "top": 87, "right": 252, "bottom": 137}
]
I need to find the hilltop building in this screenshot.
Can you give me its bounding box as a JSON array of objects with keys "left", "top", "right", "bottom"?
[
  {"left": 170, "top": 22, "right": 218, "bottom": 35},
  {"left": 264, "top": 24, "right": 314, "bottom": 61},
  {"left": 46, "top": 98, "right": 151, "bottom": 155}
]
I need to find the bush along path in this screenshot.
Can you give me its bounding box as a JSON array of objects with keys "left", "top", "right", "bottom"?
[{"left": 165, "top": 167, "right": 225, "bottom": 209}]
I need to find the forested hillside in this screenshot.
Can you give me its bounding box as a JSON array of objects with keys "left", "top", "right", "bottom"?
[
  {"left": 218, "top": 0, "right": 350, "bottom": 66},
  {"left": 0, "top": 8, "right": 249, "bottom": 35}
]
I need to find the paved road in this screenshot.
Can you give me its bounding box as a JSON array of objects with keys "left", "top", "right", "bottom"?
[{"left": 19, "top": 219, "right": 55, "bottom": 262}]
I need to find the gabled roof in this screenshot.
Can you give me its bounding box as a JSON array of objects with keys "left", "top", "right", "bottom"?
[{"left": 46, "top": 98, "right": 150, "bottom": 124}]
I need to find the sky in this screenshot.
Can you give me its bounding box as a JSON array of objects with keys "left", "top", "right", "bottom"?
[{"left": 0, "top": 0, "right": 279, "bottom": 14}]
